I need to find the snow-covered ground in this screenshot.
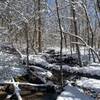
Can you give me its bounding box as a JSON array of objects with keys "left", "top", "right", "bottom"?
[
  {"left": 46, "top": 47, "right": 89, "bottom": 55},
  {"left": 76, "top": 77, "right": 100, "bottom": 93},
  {"left": 0, "top": 46, "right": 100, "bottom": 100},
  {"left": 0, "top": 51, "right": 26, "bottom": 81},
  {"left": 57, "top": 64, "right": 100, "bottom": 100},
  {"left": 57, "top": 84, "right": 94, "bottom": 100}
]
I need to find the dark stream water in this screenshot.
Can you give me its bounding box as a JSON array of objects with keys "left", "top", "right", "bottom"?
[{"left": 22, "top": 92, "right": 57, "bottom": 100}]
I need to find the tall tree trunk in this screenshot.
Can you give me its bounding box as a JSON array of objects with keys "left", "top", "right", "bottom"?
[
  {"left": 55, "top": 0, "right": 64, "bottom": 89},
  {"left": 94, "top": 0, "right": 100, "bottom": 27},
  {"left": 25, "top": 23, "right": 29, "bottom": 69},
  {"left": 69, "top": 6, "right": 74, "bottom": 55},
  {"left": 37, "top": 0, "right": 42, "bottom": 52},
  {"left": 71, "top": 0, "right": 82, "bottom": 67}
]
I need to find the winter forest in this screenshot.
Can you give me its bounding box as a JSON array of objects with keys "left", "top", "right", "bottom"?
[{"left": 0, "top": 0, "right": 100, "bottom": 100}]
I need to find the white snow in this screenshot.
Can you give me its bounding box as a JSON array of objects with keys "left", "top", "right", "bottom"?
[
  {"left": 61, "top": 64, "right": 100, "bottom": 77},
  {"left": 90, "top": 63, "right": 100, "bottom": 66},
  {"left": 0, "top": 51, "right": 26, "bottom": 80},
  {"left": 80, "top": 66, "right": 100, "bottom": 76},
  {"left": 46, "top": 71, "right": 53, "bottom": 78},
  {"left": 76, "top": 77, "right": 100, "bottom": 93},
  {"left": 22, "top": 54, "right": 53, "bottom": 68},
  {"left": 25, "top": 53, "right": 100, "bottom": 78},
  {"left": 57, "top": 84, "right": 94, "bottom": 100}
]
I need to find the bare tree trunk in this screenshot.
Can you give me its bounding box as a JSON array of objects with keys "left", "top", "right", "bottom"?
[
  {"left": 70, "top": 36, "right": 73, "bottom": 55},
  {"left": 87, "top": 18, "right": 91, "bottom": 62},
  {"left": 94, "top": 0, "right": 100, "bottom": 27},
  {"left": 25, "top": 23, "right": 29, "bottom": 69},
  {"left": 69, "top": 5, "right": 74, "bottom": 55},
  {"left": 64, "top": 33, "right": 67, "bottom": 49},
  {"left": 82, "top": 2, "right": 96, "bottom": 62},
  {"left": 55, "top": 0, "right": 64, "bottom": 89},
  {"left": 37, "top": 0, "right": 42, "bottom": 52},
  {"left": 97, "top": 0, "right": 100, "bottom": 11},
  {"left": 71, "top": 0, "right": 82, "bottom": 67}
]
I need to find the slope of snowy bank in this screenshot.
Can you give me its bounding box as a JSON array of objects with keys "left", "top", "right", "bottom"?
[
  {"left": 57, "top": 84, "right": 94, "bottom": 100},
  {"left": 76, "top": 77, "right": 100, "bottom": 93}
]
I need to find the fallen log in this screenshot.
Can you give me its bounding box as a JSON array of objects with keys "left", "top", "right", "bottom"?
[
  {"left": 28, "top": 59, "right": 100, "bottom": 80},
  {"left": 29, "top": 66, "right": 53, "bottom": 79},
  {"left": 0, "top": 81, "right": 53, "bottom": 87},
  {"left": 29, "top": 70, "right": 47, "bottom": 84},
  {"left": 51, "top": 65, "right": 100, "bottom": 80},
  {"left": 1, "top": 44, "right": 100, "bottom": 80}
]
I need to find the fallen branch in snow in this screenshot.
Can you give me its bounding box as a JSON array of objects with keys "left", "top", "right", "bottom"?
[
  {"left": 11, "top": 78, "right": 22, "bottom": 100},
  {"left": 0, "top": 79, "right": 56, "bottom": 93},
  {"left": 0, "top": 81, "right": 52, "bottom": 87}
]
